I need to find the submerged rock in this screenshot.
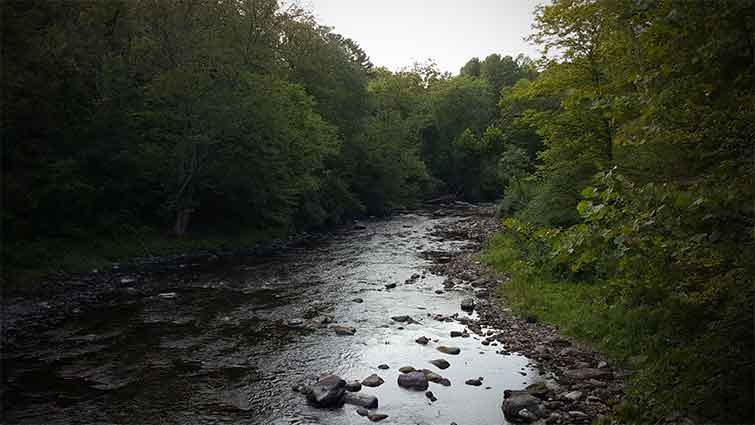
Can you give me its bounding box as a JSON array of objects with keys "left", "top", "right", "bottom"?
[
  {"left": 343, "top": 392, "right": 378, "bottom": 409},
  {"left": 367, "top": 413, "right": 388, "bottom": 422},
  {"left": 437, "top": 346, "right": 461, "bottom": 355},
  {"left": 332, "top": 325, "right": 356, "bottom": 335},
  {"left": 397, "top": 371, "right": 428, "bottom": 390}
]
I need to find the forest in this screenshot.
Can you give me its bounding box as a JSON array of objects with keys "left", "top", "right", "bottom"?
[{"left": 2, "top": 0, "right": 753, "bottom": 423}]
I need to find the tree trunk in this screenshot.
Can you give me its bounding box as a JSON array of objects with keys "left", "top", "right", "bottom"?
[{"left": 174, "top": 208, "right": 192, "bottom": 236}]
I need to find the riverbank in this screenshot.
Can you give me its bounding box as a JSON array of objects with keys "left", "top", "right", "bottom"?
[{"left": 424, "top": 213, "right": 627, "bottom": 425}]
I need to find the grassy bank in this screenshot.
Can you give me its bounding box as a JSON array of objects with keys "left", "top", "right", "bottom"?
[
  {"left": 483, "top": 229, "right": 753, "bottom": 424},
  {"left": 3, "top": 226, "right": 286, "bottom": 287}
]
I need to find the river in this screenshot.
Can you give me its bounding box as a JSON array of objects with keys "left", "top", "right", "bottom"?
[{"left": 4, "top": 209, "right": 540, "bottom": 424}]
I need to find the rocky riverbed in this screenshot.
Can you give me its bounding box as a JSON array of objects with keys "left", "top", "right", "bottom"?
[{"left": 3, "top": 204, "right": 624, "bottom": 424}]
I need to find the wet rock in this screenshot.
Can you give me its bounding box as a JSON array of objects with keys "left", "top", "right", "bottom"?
[
  {"left": 286, "top": 318, "right": 306, "bottom": 329},
  {"left": 525, "top": 382, "right": 549, "bottom": 399},
  {"left": 450, "top": 330, "right": 466, "bottom": 338},
  {"left": 502, "top": 390, "right": 546, "bottom": 422},
  {"left": 367, "top": 413, "right": 388, "bottom": 422},
  {"left": 460, "top": 298, "right": 475, "bottom": 311},
  {"left": 419, "top": 369, "right": 443, "bottom": 383},
  {"left": 399, "top": 366, "right": 416, "bottom": 373},
  {"left": 415, "top": 336, "right": 429, "bottom": 345},
  {"left": 345, "top": 381, "right": 362, "bottom": 392},
  {"left": 352, "top": 298, "right": 364, "bottom": 303},
  {"left": 356, "top": 408, "right": 368, "bottom": 416},
  {"left": 362, "top": 374, "right": 384, "bottom": 387},
  {"left": 563, "top": 368, "right": 613, "bottom": 381},
  {"left": 425, "top": 391, "right": 437, "bottom": 402},
  {"left": 391, "top": 315, "right": 418, "bottom": 324},
  {"left": 306, "top": 375, "right": 346, "bottom": 407},
  {"left": 465, "top": 378, "right": 482, "bottom": 386},
  {"left": 343, "top": 392, "right": 378, "bottom": 409},
  {"left": 438, "top": 378, "right": 451, "bottom": 386},
  {"left": 437, "top": 346, "right": 460, "bottom": 355},
  {"left": 384, "top": 283, "right": 397, "bottom": 289},
  {"left": 377, "top": 364, "right": 389, "bottom": 370},
  {"left": 332, "top": 325, "right": 356, "bottom": 336},
  {"left": 429, "top": 359, "right": 450, "bottom": 370},
  {"left": 435, "top": 290, "right": 444, "bottom": 294},
  {"left": 563, "top": 390, "right": 583, "bottom": 402},
  {"left": 397, "top": 371, "right": 428, "bottom": 390}
]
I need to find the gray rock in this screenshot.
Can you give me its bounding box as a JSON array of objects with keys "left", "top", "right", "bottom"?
[
  {"left": 563, "top": 368, "right": 613, "bottom": 381},
  {"left": 460, "top": 298, "right": 475, "bottom": 311},
  {"left": 333, "top": 325, "right": 356, "bottom": 335},
  {"left": 437, "top": 346, "right": 461, "bottom": 355},
  {"left": 397, "top": 371, "right": 428, "bottom": 390},
  {"left": 286, "top": 318, "right": 306, "bottom": 329},
  {"left": 385, "top": 283, "right": 397, "bottom": 289},
  {"left": 377, "top": 364, "right": 389, "bottom": 370},
  {"left": 362, "top": 374, "right": 384, "bottom": 387},
  {"left": 343, "top": 392, "right": 378, "bottom": 409},
  {"left": 352, "top": 298, "right": 364, "bottom": 303},
  {"left": 438, "top": 378, "right": 451, "bottom": 386},
  {"left": 345, "top": 381, "right": 362, "bottom": 392},
  {"left": 306, "top": 375, "right": 346, "bottom": 407},
  {"left": 563, "top": 390, "right": 583, "bottom": 402},
  {"left": 465, "top": 378, "right": 482, "bottom": 386},
  {"left": 367, "top": 413, "right": 388, "bottom": 422},
  {"left": 429, "top": 359, "right": 450, "bottom": 370},
  {"left": 415, "top": 336, "right": 429, "bottom": 345},
  {"left": 419, "top": 369, "right": 443, "bottom": 383},
  {"left": 525, "top": 382, "right": 549, "bottom": 399},
  {"left": 450, "top": 330, "right": 466, "bottom": 337},
  {"left": 502, "top": 390, "right": 546, "bottom": 422}
]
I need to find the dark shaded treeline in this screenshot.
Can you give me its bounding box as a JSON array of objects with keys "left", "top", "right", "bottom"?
[{"left": 2, "top": 0, "right": 535, "bottom": 272}]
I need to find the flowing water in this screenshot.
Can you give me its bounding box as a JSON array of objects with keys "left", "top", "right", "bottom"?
[{"left": 4, "top": 211, "right": 539, "bottom": 424}]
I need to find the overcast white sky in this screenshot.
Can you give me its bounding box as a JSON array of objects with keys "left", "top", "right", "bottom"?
[{"left": 298, "top": 0, "right": 545, "bottom": 74}]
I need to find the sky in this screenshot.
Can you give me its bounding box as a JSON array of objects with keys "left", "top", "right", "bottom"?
[{"left": 299, "top": 0, "right": 545, "bottom": 74}]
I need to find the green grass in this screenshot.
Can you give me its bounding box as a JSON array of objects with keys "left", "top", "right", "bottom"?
[{"left": 3, "top": 225, "right": 286, "bottom": 288}]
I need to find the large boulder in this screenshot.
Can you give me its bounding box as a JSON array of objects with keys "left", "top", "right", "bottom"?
[
  {"left": 502, "top": 390, "right": 546, "bottom": 422},
  {"left": 397, "top": 371, "right": 429, "bottom": 391},
  {"left": 306, "top": 375, "right": 346, "bottom": 407}
]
